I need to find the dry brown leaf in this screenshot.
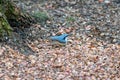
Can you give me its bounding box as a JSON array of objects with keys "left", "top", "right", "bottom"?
[
  {"left": 4, "top": 75, "right": 11, "bottom": 80},
  {"left": 52, "top": 64, "right": 63, "bottom": 68}
]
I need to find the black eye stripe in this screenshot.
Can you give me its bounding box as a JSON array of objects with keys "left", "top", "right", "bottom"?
[{"left": 63, "top": 36, "right": 67, "bottom": 40}]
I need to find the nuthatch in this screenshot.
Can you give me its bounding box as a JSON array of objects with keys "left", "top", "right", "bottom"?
[{"left": 50, "top": 34, "right": 69, "bottom": 43}]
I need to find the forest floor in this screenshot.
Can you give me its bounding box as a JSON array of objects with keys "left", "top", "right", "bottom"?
[{"left": 0, "top": 0, "right": 120, "bottom": 80}]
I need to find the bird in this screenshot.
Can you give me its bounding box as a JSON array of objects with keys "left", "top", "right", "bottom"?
[{"left": 50, "top": 34, "right": 69, "bottom": 43}]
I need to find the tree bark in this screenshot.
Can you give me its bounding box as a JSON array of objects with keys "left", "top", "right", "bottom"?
[{"left": 0, "top": 0, "right": 35, "bottom": 38}]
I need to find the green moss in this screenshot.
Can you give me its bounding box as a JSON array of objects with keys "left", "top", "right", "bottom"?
[
  {"left": 66, "top": 16, "right": 75, "bottom": 23},
  {"left": 32, "top": 11, "right": 49, "bottom": 24},
  {"left": 0, "top": 1, "right": 14, "bottom": 35},
  {"left": 0, "top": 4, "right": 13, "bottom": 37},
  {"left": 4, "top": 1, "right": 18, "bottom": 19}
]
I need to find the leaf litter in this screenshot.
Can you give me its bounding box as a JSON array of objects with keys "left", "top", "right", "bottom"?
[{"left": 0, "top": 0, "right": 120, "bottom": 80}]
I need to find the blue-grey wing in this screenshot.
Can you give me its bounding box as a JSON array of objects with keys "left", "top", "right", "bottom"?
[{"left": 50, "top": 36, "right": 60, "bottom": 40}]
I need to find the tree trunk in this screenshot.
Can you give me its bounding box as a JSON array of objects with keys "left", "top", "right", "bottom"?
[{"left": 0, "top": 0, "right": 35, "bottom": 38}]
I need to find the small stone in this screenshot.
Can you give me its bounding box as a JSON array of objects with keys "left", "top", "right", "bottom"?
[
  {"left": 113, "top": 39, "right": 117, "bottom": 43},
  {"left": 104, "top": 0, "right": 111, "bottom": 4},
  {"left": 105, "top": 33, "right": 110, "bottom": 36},
  {"left": 100, "top": 33, "right": 105, "bottom": 36}
]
